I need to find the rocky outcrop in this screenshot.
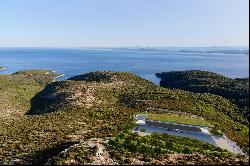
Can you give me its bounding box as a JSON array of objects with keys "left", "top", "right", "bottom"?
[{"left": 46, "top": 138, "right": 118, "bottom": 165}]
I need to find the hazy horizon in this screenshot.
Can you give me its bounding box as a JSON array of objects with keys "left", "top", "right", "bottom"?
[
  {"left": 0, "top": 46, "right": 248, "bottom": 49},
  {"left": 0, "top": 0, "right": 249, "bottom": 48}
]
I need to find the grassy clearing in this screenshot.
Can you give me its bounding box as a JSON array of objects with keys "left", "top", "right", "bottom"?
[{"left": 146, "top": 113, "right": 211, "bottom": 127}]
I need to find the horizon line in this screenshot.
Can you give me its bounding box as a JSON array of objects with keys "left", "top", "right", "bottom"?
[{"left": 0, "top": 45, "right": 249, "bottom": 49}]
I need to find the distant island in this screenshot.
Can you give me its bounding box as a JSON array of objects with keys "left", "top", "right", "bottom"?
[
  {"left": 0, "top": 66, "right": 6, "bottom": 71},
  {"left": 0, "top": 69, "right": 248, "bottom": 165},
  {"left": 205, "top": 49, "right": 249, "bottom": 54},
  {"left": 180, "top": 49, "right": 249, "bottom": 54}
]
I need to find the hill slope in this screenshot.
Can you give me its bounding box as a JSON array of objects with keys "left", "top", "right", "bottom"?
[
  {"left": 0, "top": 70, "right": 248, "bottom": 165},
  {"left": 0, "top": 70, "right": 60, "bottom": 119},
  {"left": 156, "top": 70, "right": 249, "bottom": 124}
]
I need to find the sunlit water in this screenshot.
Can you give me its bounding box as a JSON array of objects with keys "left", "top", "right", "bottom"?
[{"left": 0, "top": 48, "right": 249, "bottom": 84}]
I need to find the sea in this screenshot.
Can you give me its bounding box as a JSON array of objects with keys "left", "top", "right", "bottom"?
[{"left": 0, "top": 47, "right": 249, "bottom": 84}]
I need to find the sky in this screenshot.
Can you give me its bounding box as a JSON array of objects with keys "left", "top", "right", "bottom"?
[{"left": 0, "top": 0, "right": 249, "bottom": 47}]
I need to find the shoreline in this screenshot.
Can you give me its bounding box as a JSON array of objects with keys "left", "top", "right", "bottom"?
[{"left": 52, "top": 74, "right": 65, "bottom": 82}]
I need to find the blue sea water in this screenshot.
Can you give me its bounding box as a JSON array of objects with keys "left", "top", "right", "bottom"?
[{"left": 0, "top": 47, "right": 249, "bottom": 84}]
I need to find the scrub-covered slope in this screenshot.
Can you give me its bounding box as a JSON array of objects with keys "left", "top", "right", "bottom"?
[
  {"left": 0, "top": 70, "right": 60, "bottom": 119},
  {"left": 156, "top": 70, "right": 249, "bottom": 123},
  {"left": 0, "top": 70, "right": 248, "bottom": 165}
]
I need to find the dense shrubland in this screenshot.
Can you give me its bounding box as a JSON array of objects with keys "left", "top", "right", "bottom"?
[
  {"left": 107, "top": 131, "right": 248, "bottom": 165},
  {"left": 119, "top": 87, "right": 249, "bottom": 152},
  {"left": 156, "top": 70, "right": 249, "bottom": 123},
  {"left": 0, "top": 70, "right": 59, "bottom": 118},
  {"left": 43, "top": 126, "right": 248, "bottom": 165},
  {"left": 0, "top": 70, "right": 248, "bottom": 164}
]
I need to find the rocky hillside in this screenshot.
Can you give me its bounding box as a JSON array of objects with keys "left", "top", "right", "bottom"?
[{"left": 0, "top": 70, "right": 248, "bottom": 165}]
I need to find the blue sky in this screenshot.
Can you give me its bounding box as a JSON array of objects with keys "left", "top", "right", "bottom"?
[{"left": 0, "top": 0, "right": 249, "bottom": 47}]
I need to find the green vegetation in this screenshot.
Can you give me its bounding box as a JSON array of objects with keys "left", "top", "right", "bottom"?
[
  {"left": 46, "top": 141, "right": 97, "bottom": 165},
  {"left": 0, "top": 71, "right": 138, "bottom": 164},
  {"left": 146, "top": 113, "right": 211, "bottom": 127},
  {"left": 45, "top": 129, "right": 248, "bottom": 165},
  {"left": 120, "top": 87, "right": 249, "bottom": 153},
  {"left": 210, "top": 128, "right": 223, "bottom": 137},
  {"left": 140, "top": 128, "right": 146, "bottom": 132},
  {"left": 0, "top": 70, "right": 60, "bottom": 118},
  {"left": 109, "top": 131, "right": 230, "bottom": 157},
  {"left": 68, "top": 71, "right": 113, "bottom": 82},
  {"left": 13, "top": 69, "right": 56, "bottom": 75},
  {"left": 156, "top": 70, "right": 249, "bottom": 125},
  {"left": 0, "top": 70, "right": 248, "bottom": 164},
  {"left": 108, "top": 131, "right": 247, "bottom": 165}
]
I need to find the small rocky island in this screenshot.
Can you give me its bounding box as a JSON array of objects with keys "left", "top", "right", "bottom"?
[
  {"left": 0, "top": 66, "right": 6, "bottom": 71},
  {"left": 0, "top": 69, "right": 248, "bottom": 165}
]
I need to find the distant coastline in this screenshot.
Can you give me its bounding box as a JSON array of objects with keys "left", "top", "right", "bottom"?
[{"left": 0, "top": 47, "right": 248, "bottom": 84}]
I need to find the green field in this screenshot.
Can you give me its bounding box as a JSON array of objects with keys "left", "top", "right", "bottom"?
[{"left": 146, "top": 113, "right": 211, "bottom": 127}]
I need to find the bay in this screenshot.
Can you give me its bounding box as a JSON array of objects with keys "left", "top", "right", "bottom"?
[{"left": 0, "top": 47, "right": 249, "bottom": 84}]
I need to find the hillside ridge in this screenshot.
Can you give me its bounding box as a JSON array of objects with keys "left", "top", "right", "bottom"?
[{"left": 0, "top": 70, "right": 248, "bottom": 165}]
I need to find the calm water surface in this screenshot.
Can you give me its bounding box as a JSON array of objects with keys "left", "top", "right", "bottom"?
[{"left": 0, "top": 48, "right": 249, "bottom": 84}]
